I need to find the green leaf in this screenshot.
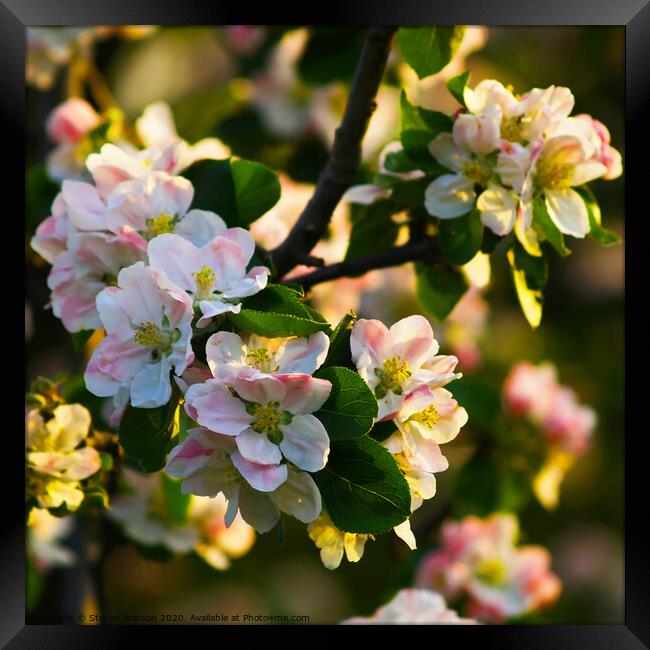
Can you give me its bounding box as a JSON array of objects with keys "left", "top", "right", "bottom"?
[
  {"left": 161, "top": 473, "right": 192, "bottom": 525},
  {"left": 241, "top": 284, "right": 313, "bottom": 319},
  {"left": 345, "top": 201, "right": 401, "bottom": 263},
  {"left": 389, "top": 176, "right": 433, "bottom": 206},
  {"left": 314, "top": 366, "right": 378, "bottom": 440},
  {"left": 415, "top": 261, "right": 468, "bottom": 321},
  {"left": 298, "top": 27, "right": 366, "bottom": 84},
  {"left": 315, "top": 437, "right": 411, "bottom": 534},
  {"left": 454, "top": 453, "right": 530, "bottom": 517},
  {"left": 228, "top": 310, "right": 330, "bottom": 337},
  {"left": 368, "top": 419, "right": 397, "bottom": 443},
  {"left": 438, "top": 209, "right": 484, "bottom": 265},
  {"left": 399, "top": 91, "right": 453, "bottom": 171},
  {"left": 481, "top": 228, "right": 502, "bottom": 254},
  {"left": 507, "top": 242, "right": 547, "bottom": 329},
  {"left": 119, "top": 387, "right": 181, "bottom": 473},
  {"left": 71, "top": 330, "right": 95, "bottom": 352},
  {"left": 575, "top": 186, "right": 621, "bottom": 246},
  {"left": 183, "top": 158, "right": 280, "bottom": 227},
  {"left": 322, "top": 311, "right": 357, "bottom": 369},
  {"left": 446, "top": 70, "right": 470, "bottom": 106},
  {"left": 396, "top": 26, "right": 466, "bottom": 79},
  {"left": 532, "top": 197, "right": 571, "bottom": 257},
  {"left": 383, "top": 148, "right": 422, "bottom": 175}
]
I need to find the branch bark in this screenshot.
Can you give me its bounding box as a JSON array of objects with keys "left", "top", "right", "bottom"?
[
  {"left": 269, "top": 26, "right": 398, "bottom": 277},
  {"left": 287, "top": 236, "right": 442, "bottom": 290}
]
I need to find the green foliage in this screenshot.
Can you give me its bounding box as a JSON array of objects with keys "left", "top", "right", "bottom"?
[
  {"left": 368, "top": 419, "right": 397, "bottom": 443},
  {"left": 70, "top": 330, "right": 95, "bottom": 352},
  {"left": 322, "top": 311, "right": 357, "bottom": 369},
  {"left": 438, "top": 209, "right": 484, "bottom": 265},
  {"left": 415, "top": 261, "right": 468, "bottom": 321},
  {"left": 161, "top": 473, "right": 192, "bottom": 525},
  {"left": 396, "top": 26, "right": 466, "bottom": 79},
  {"left": 507, "top": 241, "right": 548, "bottom": 329},
  {"left": 399, "top": 91, "right": 453, "bottom": 171},
  {"left": 314, "top": 366, "right": 378, "bottom": 440},
  {"left": 298, "top": 27, "right": 366, "bottom": 84},
  {"left": 533, "top": 197, "right": 571, "bottom": 257},
  {"left": 118, "top": 386, "right": 181, "bottom": 473},
  {"left": 229, "top": 284, "right": 331, "bottom": 337},
  {"left": 575, "top": 186, "right": 621, "bottom": 246},
  {"left": 315, "top": 437, "right": 411, "bottom": 534},
  {"left": 183, "top": 157, "right": 280, "bottom": 227},
  {"left": 345, "top": 201, "right": 401, "bottom": 264},
  {"left": 383, "top": 148, "right": 422, "bottom": 175},
  {"left": 450, "top": 376, "right": 501, "bottom": 431},
  {"left": 446, "top": 71, "right": 470, "bottom": 106}
]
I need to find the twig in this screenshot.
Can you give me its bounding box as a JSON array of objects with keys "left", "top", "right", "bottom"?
[
  {"left": 287, "top": 236, "right": 442, "bottom": 290},
  {"left": 269, "top": 26, "right": 398, "bottom": 277}
]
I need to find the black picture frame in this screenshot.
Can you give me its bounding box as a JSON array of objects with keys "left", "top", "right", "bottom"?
[{"left": 7, "top": 1, "right": 648, "bottom": 645}]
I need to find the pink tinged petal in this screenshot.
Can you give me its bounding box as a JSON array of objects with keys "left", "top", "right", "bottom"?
[
  {"left": 377, "top": 391, "right": 404, "bottom": 423},
  {"left": 570, "top": 160, "right": 608, "bottom": 186},
  {"left": 62, "top": 447, "right": 101, "bottom": 480},
  {"left": 180, "top": 464, "right": 234, "bottom": 497},
  {"left": 398, "top": 385, "right": 437, "bottom": 421},
  {"left": 388, "top": 315, "right": 438, "bottom": 367},
  {"left": 344, "top": 184, "right": 392, "bottom": 205},
  {"left": 31, "top": 215, "right": 69, "bottom": 264},
  {"left": 205, "top": 331, "right": 246, "bottom": 378},
  {"left": 200, "top": 235, "right": 249, "bottom": 287},
  {"left": 453, "top": 108, "right": 501, "bottom": 156},
  {"left": 271, "top": 468, "right": 322, "bottom": 524},
  {"left": 235, "top": 428, "right": 283, "bottom": 465},
  {"left": 185, "top": 379, "right": 252, "bottom": 435},
  {"left": 196, "top": 300, "right": 241, "bottom": 328},
  {"left": 425, "top": 174, "right": 475, "bottom": 219},
  {"left": 175, "top": 210, "right": 227, "bottom": 247},
  {"left": 275, "top": 375, "right": 332, "bottom": 414},
  {"left": 477, "top": 185, "right": 518, "bottom": 236},
  {"left": 130, "top": 360, "right": 173, "bottom": 408},
  {"left": 135, "top": 101, "right": 178, "bottom": 147},
  {"left": 155, "top": 141, "right": 188, "bottom": 174},
  {"left": 276, "top": 331, "right": 330, "bottom": 374},
  {"left": 220, "top": 267, "right": 269, "bottom": 300},
  {"left": 146, "top": 171, "right": 194, "bottom": 216},
  {"left": 279, "top": 414, "right": 330, "bottom": 472},
  {"left": 86, "top": 144, "right": 146, "bottom": 198},
  {"left": 237, "top": 485, "right": 279, "bottom": 533},
  {"left": 165, "top": 429, "right": 226, "bottom": 478},
  {"left": 544, "top": 189, "right": 590, "bottom": 238},
  {"left": 402, "top": 429, "right": 449, "bottom": 473},
  {"left": 147, "top": 233, "right": 200, "bottom": 291},
  {"left": 220, "top": 227, "right": 256, "bottom": 264},
  {"left": 46, "top": 98, "right": 100, "bottom": 143},
  {"left": 61, "top": 180, "right": 106, "bottom": 230},
  {"left": 231, "top": 450, "right": 288, "bottom": 492},
  {"left": 350, "top": 318, "right": 389, "bottom": 364},
  {"left": 231, "top": 375, "right": 287, "bottom": 406}
]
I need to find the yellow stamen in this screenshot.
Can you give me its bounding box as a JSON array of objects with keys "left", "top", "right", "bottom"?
[
  {"left": 461, "top": 160, "right": 491, "bottom": 185},
  {"left": 534, "top": 158, "right": 573, "bottom": 191},
  {"left": 378, "top": 356, "right": 411, "bottom": 393},
  {"left": 411, "top": 404, "right": 440, "bottom": 427},
  {"left": 475, "top": 558, "right": 507, "bottom": 586},
  {"left": 245, "top": 347, "right": 278, "bottom": 373},
  {"left": 250, "top": 402, "right": 283, "bottom": 434},
  {"left": 133, "top": 321, "right": 171, "bottom": 349},
  {"left": 146, "top": 213, "right": 176, "bottom": 237},
  {"left": 191, "top": 265, "right": 217, "bottom": 300}
]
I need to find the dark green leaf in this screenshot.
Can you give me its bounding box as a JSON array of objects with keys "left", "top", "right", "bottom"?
[
  {"left": 345, "top": 201, "right": 401, "bottom": 263},
  {"left": 228, "top": 310, "right": 330, "bottom": 337},
  {"left": 447, "top": 70, "right": 470, "bottom": 106},
  {"left": 438, "top": 209, "right": 484, "bottom": 265},
  {"left": 383, "top": 148, "right": 422, "bottom": 175},
  {"left": 162, "top": 473, "right": 192, "bottom": 525},
  {"left": 314, "top": 366, "right": 378, "bottom": 440},
  {"left": 119, "top": 386, "right": 181, "bottom": 473},
  {"left": 396, "top": 26, "right": 466, "bottom": 79},
  {"left": 322, "top": 311, "right": 357, "bottom": 369},
  {"left": 230, "top": 158, "right": 281, "bottom": 225},
  {"left": 298, "top": 27, "right": 366, "bottom": 84},
  {"left": 575, "top": 186, "right": 621, "bottom": 246},
  {"left": 315, "top": 437, "right": 411, "bottom": 534},
  {"left": 533, "top": 196, "right": 571, "bottom": 257},
  {"left": 481, "top": 228, "right": 501, "bottom": 254},
  {"left": 390, "top": 176, "right": 434, "bottom": 206},
  {"left": 368, "top": 420, "right": 397, "bottom": 442},
  {"left": 399, "top": 91, "right": 453, "bottom": 171},
  {"left": 415, "top": 261, "right": 468, "bottom": 321}
]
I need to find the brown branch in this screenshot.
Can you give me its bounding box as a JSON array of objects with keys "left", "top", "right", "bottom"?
[
  {"left": 269, "top": 26, "right": 398, "bottom": 278},
  {"left": 287, "top": 236, "right": 442, "bottom": 290}
]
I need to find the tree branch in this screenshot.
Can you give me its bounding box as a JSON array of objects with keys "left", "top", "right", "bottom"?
[
  {"left": 269, "top": 26, "right": 398, "bottom": 277},
  {"left": 287, "top": 236, "right": 442, "bottom": 290}
]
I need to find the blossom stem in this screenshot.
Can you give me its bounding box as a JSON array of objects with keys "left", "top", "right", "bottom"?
[
  {"left": 286, "top": 236, "right": 442, "bottom": 290},
  {"left": 268, "top": 26, "right": 398, "bottom": 278}
]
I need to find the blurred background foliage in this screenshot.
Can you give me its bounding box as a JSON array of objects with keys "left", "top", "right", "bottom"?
[{"left": 26, "top": 25, "right": 623, "bottom": 624}]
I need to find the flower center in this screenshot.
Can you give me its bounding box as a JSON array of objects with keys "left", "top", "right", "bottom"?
[
  {"left": 533, "top": 158, "right": 573, "bottom": 191},
  {"left": 500, "top": 116, "right": 526, "bottom": 144},
  {"left": 133, "top": 320, "right": 180, "bottom": 360},
  {"left": 410, "top": 404, "right": 440, "bottom": 427},
  {"left": 475, "top": 558, "right": 507, "bottom": 586},
  {"left": 248, "top": 401, "right": 292, "bottom": 444},
  {"left": 375, "top": 356, "right": 411, "bottom": 397},
  {"left": 461, "top": 160, "right": 491, "bottom": 185},
  {"left": 145, "top": 212, "right": 176, "bottom": 238},
  {"left": 192, "top": 265, "right": 217, "bottom": 301},
  {"left": 245, "top": 347, "right": 279, "bottom": 373}
]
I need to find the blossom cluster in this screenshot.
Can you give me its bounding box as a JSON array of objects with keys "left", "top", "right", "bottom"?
[
  {"left": 26, "top": 403, "right": 101, "bottom": 512},
  {"left": 109, "top": 468, "right": 255, "bottom": 570},
  {"left": 425, "top": 80, "right": 622, "bottom": 248},
  {"left": 416, "top": 513, "right": 562, "bottom": 622},
  {"left": 503, "top": 361, "right": 596, "bottom": 508}
]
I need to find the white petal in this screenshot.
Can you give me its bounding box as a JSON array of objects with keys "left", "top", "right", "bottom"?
[
  {"left": 544, "top": 189, "right": 590, "bottom": 238},
  {"left": 424, "top": 174, "right": 475, "bottom": 219},
  {"left": 279, "top": 414, "right": 330, "bottom": 472},
  {"left": 477, "top": 184, "right": 517, "bottom": 236}
]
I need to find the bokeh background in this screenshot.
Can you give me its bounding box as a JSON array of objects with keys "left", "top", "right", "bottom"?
[{"left": 25, "top": 26, "right": 624, "bottom": 624}]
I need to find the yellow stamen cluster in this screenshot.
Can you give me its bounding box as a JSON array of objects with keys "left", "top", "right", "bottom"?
[
  {"left": 133, "top": 321, "right": 171, "bottom": 349},
  {"left": 461, "top": 160, "right": 491, "bottom": 186},
  {"left": 192, "top": 265, "right": 217, "bottom": 300},
  {"left": 411, "top": 404, "right": 440, "bottom": 427},
  {"left": 245, "top": 347, "right": 278, "bottom": 373},
  {"left": 475, "top": 558, "right": 508, "bottom": 586},
  {"left": 534, "top": 159, "right": 573, "bottom": 191},
  {"left": 379, "top": 356, "right": 412, "bottom": 392},
  {"left": 500, "top": 116, "right": 525, "bottom": 144},
  {"left": 250, "top": 402, "right": 283, "bottom": 434},
  {"left": 146, "top": 212, "right": 176, "bottom": 237}
]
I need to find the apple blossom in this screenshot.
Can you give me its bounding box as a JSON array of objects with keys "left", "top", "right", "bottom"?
[
  {"left": 182, "top": 374, "right": 331, "bottom": 487},
  {"left": 165, "top": 427, "right": 322, "bottom": 533},
  {"left": 31, "top": 193, "right": 75, "bottom": 264},
  {"left": 350, "top": 315, "right": 461, "bottom": 421},
  {"left": 205, "top": 331, "right": 330, "bottom": 381},
  {"left": 26, "top": 404, "right": 101, "bottom": 511},
  {"left": 341, "top": 588, "right": 477, "bottom": 624},
  {"left": 84, "top": 262, "right": 195, "bottom": 409},
  {"left": 503, "top": 361, "right": 558, "bottom": 419},
  {"left": 415, "top": 514, "right": 562, "bottom": 622},
  {"left": 308, "top": 511, "right": 371, "bottom": 570},
  {"left": 147, "top": 232, "right": 269, "bottom": 327},
  {"left": 27, "top": 508, "right": 76, "bottom": 571}
]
